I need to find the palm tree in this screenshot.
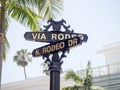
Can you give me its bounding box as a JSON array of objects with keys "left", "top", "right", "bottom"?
[
  {"left": 0, "top": 0, "right": 63, "bottom": 86},
  {"left": 41, "top": 62, "right": 50, "bottom": 75},
  {"left": 13, "top": 49, "right": 32, "bottom": 80},
  {"left": 61, "top": 61, "right": 105, "bottom": 90}
]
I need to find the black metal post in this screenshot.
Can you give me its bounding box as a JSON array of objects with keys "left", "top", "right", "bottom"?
[
  {"left": 49, "top": 53, "right": 62, "bottom": 90},
  {"left": 50, "top": 67, "right": 60, "bottom": 90}
]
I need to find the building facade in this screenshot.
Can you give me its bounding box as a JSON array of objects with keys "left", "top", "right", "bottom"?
[
  {"left": 78, "top": 42, "right": 120, "bottom": 90},
  {"left": 1, "top": 76, "right": 75, "bottom": 90}
]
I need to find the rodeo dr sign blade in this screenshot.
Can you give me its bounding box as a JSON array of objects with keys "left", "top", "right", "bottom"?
[{"left": 32, "top": 37, "right": 82, "bottom": 57}]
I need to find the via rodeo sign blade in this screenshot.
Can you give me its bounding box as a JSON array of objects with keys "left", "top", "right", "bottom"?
[
  {"left": 24, "top": 31, "right": 88, "bottom": 43},
  {"left": 32, "top": 37, "right": 83, "bottom": 57},
  {"left": 24, "top": 19, "right": 88, "bottom": 57}
]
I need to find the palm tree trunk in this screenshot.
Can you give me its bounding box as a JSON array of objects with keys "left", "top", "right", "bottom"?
[
  {"left": 23, "top": 66, "right": 27, "bottom": 80},
  {"left": 0, "top": 0, "right": 6, "bottom": 87},
  {"left": 0, "top": 46, "right": 3, "bottom": 87}
]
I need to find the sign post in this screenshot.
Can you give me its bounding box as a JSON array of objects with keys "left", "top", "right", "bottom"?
[
  {"left": 49, "top": 52, "right": 61, "bottom": 90},
  {"left": 24, "top": 19, "right": 88, "bottom": 90}
]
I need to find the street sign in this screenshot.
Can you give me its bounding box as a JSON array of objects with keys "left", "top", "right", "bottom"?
[
  {"left": 32, "top": 37, "right": 83, "bottom": 57},
  {"left": 24, "top": 19, "right": 88, "bottom": 90},
  {"left": 24, "top": 31, "right": 88, "bottom": 43}
]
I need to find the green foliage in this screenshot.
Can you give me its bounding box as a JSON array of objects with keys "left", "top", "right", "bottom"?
[
  {"left": 0, "top": 0, "right": 63, "bottom": 86},
  {"left": 41, "top": 62, "right": 49, "bottom": 75},
  {"left": 65, "top": 71, "right": 83, "bottom": 84},
  {"left": 83, "top": 60, "right": 93, "bottom": 90},
  {"left": 38, "top": 0, "right": 63, "bottom": 19},
  {"left": 62, "top": 85, "right": 85, "bottom": 90},
  {"left": 8, "top": 4, "right": 40, "bottom": 31},
  {"left": 13, "top": 49, "right": 32, "bottom": 79},
  {"left": 13, "top": 49, "right": 32, "bottom": 67},
  {"left": 61, "top": 61, "right": 105, "bottom": 90},
  {"left": 0, "top": 0, "right": 63, "bottom": 60}
]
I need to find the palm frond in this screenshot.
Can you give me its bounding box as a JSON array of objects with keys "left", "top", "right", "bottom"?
[
  {"left": 65, "top": 71, "right": 83, "bottom": 84},
  {"left": 8, "top": 4, "right": 41, "bottom": 31},
  {"left": 13, "top": 49, "right": 32, "bottom": 67},
  {"left": 14, "top": 0, "right": 40, "bottom": 7},
  {"left": 62, "top": 85, "right": 84, "bottom": 90},
  {"left": 13, "top": 55, "right": 18, "bottom": 61},
  {"left": 16, "top": 51, "right": 21, "bottom": 55},
  {"left": 38, "top": 0, "right": 63, "bottom": 19}
]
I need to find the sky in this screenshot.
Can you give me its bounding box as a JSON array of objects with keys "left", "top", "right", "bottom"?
[{"left": 2, "top": 0, "right": 120, "bottom": 84}]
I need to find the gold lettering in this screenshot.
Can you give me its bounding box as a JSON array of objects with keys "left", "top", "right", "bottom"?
[
  {"left": 32, "top": 33, "right": 37, "bottom": 40},
  {"left": 35, "top": 49, "right": 41, "bottom": 56},
  {"left": 58, "top": 34, "right": 64, "bottom": 40},
  {"left": 51, "top": 45, "right": 56, "bottom": 51},
  {"left": 56, "top": 42, "right": 65, "bottom": 50},
  {"left": 47, "top": 46, "right": 51, "bottom": 53},
  {"left": 68, "top": 38, "right": 78, "bottom": 47},
  {"left": 56, "top": 43, "right": 60, "bottom": 50},
  {"left": 42, "top": 47, "right": 46, "bottom": 54},
  {"left": 52, "top": 34, "right": 57, "bottom": 40},
  {"left": 41, "top": 34, "right": 46, "bottom": 40},
  {"left": 60, "top": 42, "right": 65, "bottom": 49},
  {"left": 68, "top": 40, "right": 73, "bottom": 47},
  {"left": 42, "top": 42, "right": 65, "bottom": 54},
  {"left": 37, "top": 33, "right": 40, "bottom": 39},
  {"left": 73, "top": 38, "right": 78, "bottom": 45}
]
